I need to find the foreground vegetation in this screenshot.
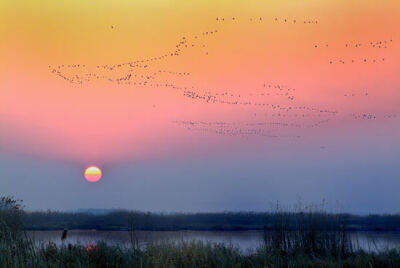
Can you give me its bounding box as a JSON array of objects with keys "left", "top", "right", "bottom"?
[
  {"left": 2, "top": 197, "right": 400, "bottom": 267},
  {"left": 2, "top": 239, "right": 400, "bottom": 268}
]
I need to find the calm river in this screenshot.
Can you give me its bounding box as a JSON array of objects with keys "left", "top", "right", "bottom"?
[{"left": 28, "top": 230, "right": 400, "bottom": 253}]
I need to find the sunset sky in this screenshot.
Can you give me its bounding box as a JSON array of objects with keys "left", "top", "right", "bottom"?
[{"left": 1, "top": 0, "right": 399, "bottom": 213}]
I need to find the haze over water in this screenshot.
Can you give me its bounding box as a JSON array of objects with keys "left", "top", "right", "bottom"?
[{"left": 29, "top": 230, "right": 400, "bottom": 254}]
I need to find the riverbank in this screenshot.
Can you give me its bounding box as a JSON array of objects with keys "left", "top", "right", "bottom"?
[
  {"left": 2, "top": 198, "right": 400, "bottom": 267},
  {"left": 2, "top": 238, "right": 400, "bottom": 267},
  {"left": 24, "top": 210, "right": 400, "bottom": 231}
]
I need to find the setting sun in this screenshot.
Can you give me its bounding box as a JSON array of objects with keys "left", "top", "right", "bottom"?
[
  {"left": 1, "top": 0, "right": 400, "bottom": 265},
  {"left": 84, "top": 166, "right": 102, "bottom": 182}
]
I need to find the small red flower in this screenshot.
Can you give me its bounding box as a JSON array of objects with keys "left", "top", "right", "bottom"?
[{"left": 85, "top": 244, "right": 98, "bottom": 252}]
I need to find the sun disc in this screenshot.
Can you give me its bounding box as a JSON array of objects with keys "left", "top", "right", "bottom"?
[{"left": 84, "top": 166, "right": 102, "bottom": 182}]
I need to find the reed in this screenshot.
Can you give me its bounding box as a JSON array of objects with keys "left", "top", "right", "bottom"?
[
  {"left": 1, "top": 197, "right": 400, "bottom": 267},
  {"left": 263, "top": 202, "right": 353, "bottom": 257}
]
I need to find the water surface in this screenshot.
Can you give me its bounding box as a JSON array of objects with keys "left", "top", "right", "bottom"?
[{"left": 28, "top": 230, "right": 400, "bottom": 253}]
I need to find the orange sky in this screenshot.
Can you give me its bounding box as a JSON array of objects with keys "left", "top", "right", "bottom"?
[{"left": 1, "top": 0, "right": 399, "bottom": 165}]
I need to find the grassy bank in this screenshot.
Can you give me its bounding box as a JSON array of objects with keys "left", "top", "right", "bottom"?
[
  {"left": 2, "top": 238, "right": 400, "bottom": 267},
  {"left": 2, "top": 197, "right": 400, "bottom": 267}
]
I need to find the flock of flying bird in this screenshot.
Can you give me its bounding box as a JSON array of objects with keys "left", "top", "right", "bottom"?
[
  {"left": 48, "top": 15, "right": 397, "bottom": 142},
  {"left": 313, "top": 39, "right": 394, "bottom": 65},
  {"left": 216, "top": 16, "right": 319, "bottom": 24},
  {"left": 315, "top": 39, "right": 394, "bottom": 49}
]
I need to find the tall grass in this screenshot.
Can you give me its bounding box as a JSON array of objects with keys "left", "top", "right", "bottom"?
[
  {"left": 263, "top": 202, "right": 353, "bottom": 257},
  {"left": 2, "top": 237, "right": 400, "bottom": 267},
  {"left": 0, "top": 196, "right": 24, "bottom": 241},
  {"left": 1, "top": 197, "right": 400, "bottom": 267}
]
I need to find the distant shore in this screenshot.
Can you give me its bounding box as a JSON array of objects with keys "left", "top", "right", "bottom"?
[{"left": 23, "top": 210, "right": 400, "bottom": 231}]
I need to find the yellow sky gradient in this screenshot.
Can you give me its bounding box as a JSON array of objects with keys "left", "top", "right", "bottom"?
[{"left": 1, "top": 0, "right": 399, "bottom": 164}]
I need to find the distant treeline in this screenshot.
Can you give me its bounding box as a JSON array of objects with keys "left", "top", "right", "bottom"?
[{"left": 23, "top": 210, "right": 400, "bottom": 231}]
